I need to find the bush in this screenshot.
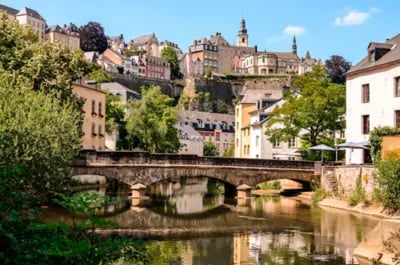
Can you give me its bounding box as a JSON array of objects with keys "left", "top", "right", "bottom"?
[
  {"left": 311, "top": 186, "right": 326, "bottom": 204},
  {"left": 348, "top": 175, "right": 366, "bottom": 207},
  {"left": 256, "top": 181, "right": 281, "bottom": 190},
  {"left": 376, "top": 153, "right": 400, "bottom": 213}
]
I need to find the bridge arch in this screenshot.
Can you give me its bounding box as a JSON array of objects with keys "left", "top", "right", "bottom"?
[{"left": 71, "top": 150, "right": 320, "bottom": 195}]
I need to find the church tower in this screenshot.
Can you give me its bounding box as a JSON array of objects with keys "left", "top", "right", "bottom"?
[
  {"left": 237, "top": 18, "right": 248, "bottom": 47},
  {"left": 292, "top": 35, "right": 297, "bottom": 55}
]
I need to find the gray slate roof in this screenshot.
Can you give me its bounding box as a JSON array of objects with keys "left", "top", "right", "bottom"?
[
  {"left": 348, "top": 34, "right": 400, "bottom": 75},
  {"left": 16, "top": 7, "right": 45, "bottom": 21},
  {"left": 131, "top": 34, "right": 156, "bottom": 45},
  {"left": 0, "top": 4, "right": 18, "bottom": 16}
]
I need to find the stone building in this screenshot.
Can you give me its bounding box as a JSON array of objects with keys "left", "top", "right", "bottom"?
[
  {"left": 45, "top": 23, "right": 80, "bottom": 51},
  {"left": 128, "top": 33, "right": 159, "bottom": 57},
  {"left": 178, "top": 110, "right": 235, "bottom": 156},
  {"left": 0, "top": 4, "right": 46, "bottom": 41}
]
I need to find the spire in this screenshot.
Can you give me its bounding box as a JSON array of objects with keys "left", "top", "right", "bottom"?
[
  {"left": 292, "top": 35, "right": 297, "bottom": 55},
  {"left": 305, "top": 50, "right": 311, "bottom": 60},
  {"left": 239, "top": 18, "right": 247, "bottom": 34}
]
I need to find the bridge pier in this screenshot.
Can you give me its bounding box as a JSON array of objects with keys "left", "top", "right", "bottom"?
[
  {"left": 131, "top": 183, "right": 147, "bottom": 207},
  {"left": 237, "top": 184, "right": 253, "bottom": 199}
]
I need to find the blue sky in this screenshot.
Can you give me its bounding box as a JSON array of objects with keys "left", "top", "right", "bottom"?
[{"left": 2, "top": 0, "right": 399, "bottom": 65}]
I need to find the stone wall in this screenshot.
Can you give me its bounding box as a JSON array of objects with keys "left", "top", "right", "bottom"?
[{"left": 321, "top": 165, "right": 376, "bottom": 198}]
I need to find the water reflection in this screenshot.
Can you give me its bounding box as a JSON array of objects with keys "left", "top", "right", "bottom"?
[
  {"left": 44, "top": 177, "right": 380, "bottom": 265},
  {"left": 147, "top": 177, "right": 225, "bottom": 215}
]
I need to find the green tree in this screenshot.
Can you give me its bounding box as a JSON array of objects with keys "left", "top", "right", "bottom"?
[
  {"left": 203, "top": 140, "right": 217, "bottom": 156},
  {"left": 0, "top": 82, "right": 81, "bottom": 198},
  {"left": 265, "top": 66, "right": 345, "bottom": 147},
  {"left": 222, "top": 146, "right": 234, "bottom": 157},
  {"left": 126, "top": 85, "right": 180, "bottom": 153},
  {"left": 105, "top": 92, "right": 125, "bottom": 133},
  {"left": 160, "top": 46, "right": 181, "bottom": 79}
]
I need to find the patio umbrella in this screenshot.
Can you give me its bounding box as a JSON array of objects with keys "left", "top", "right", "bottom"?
[
  {"left": 309, "top": 144, "right": 335, "bottom": 161},
  {"left": 336, "top": 141, "right": 370, "bottom": 164}
]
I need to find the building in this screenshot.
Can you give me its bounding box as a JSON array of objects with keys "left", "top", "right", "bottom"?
[
  {"left": 234, "top": 78, "right": 290, "bottom": 158},
  {"left": 0, "top": 4, "right": 46, "bottom": 41},
  {"left": 128, "top": 33, "right": 159, "bottom": 57},
  {"left": 72, "top": 80, "right": 106, "bottom": 151},
  {"left": 45, "top": 23, "right": 80, "bottom": 51},
  {"left": 241, "top": 37, "right": 320, "bottom": 75},
  {"left": 345, "top": 34, "right": 400, "bottom": 164},
  {"left": 100, "top": 82, "right": 140, "bottom": 104},
  {"left": 178, "top": 110, "right": 235, "bottom": 156},
  {"left": 249, "top": 99, "right": 302, "bottom": 160},
  {"left": 176, "top": 123, "right": 204, "bottom": 156},
  {"left": 187, "top": 19, "right": 255, "bottom": 76},
  {"left": 159, "top": 40, "right": 182, "bottom": 56}
]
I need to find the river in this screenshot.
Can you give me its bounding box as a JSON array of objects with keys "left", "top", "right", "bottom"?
[{"left": 44, "top": 177, "right": 381, "bottom": 264}]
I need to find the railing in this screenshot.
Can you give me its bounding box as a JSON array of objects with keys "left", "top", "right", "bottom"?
[{"left": 73, "top": 150, "right": 316, "bottom": 170}]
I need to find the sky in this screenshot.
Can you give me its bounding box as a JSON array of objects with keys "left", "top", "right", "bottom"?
[{"left": 2, "top": 0, "right": 400, "bottom": 65}]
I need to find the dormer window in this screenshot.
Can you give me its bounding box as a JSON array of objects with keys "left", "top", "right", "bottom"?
[{"left": 197, "top": 119, "right": 203, "bottom": 128}]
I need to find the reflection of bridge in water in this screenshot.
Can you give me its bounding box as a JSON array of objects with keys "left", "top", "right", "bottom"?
[{"left": 72, "top": 150, "right": 321, "bottom": 197}]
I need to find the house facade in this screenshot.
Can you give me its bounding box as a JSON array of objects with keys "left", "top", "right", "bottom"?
[
  {"left": 176, "top": 123, "right": 204, "bottom": 156},
  {"left": 45, "top": 23, "right": 80, "bottom": 51},
  {"left": 0, "top": 5, "right": 46, "bottom": 41},
  {"left": 72, "top": 80, "right": 106, "bottom": 151},
  {"left": 234, "top": 78, "right": 290, "bottom": 158},
  {"left": 178, "top": 110, "right": 235, "bottom": 156},
  {"left": 346, "top": 34, "right": 400, "bottom": 164},
  {"left": 128, "top": 33, "right": 159, "bottom": 57}
]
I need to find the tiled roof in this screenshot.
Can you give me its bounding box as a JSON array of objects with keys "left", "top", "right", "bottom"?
[
  {"left": 0, "top": 4, "right": 18, "bottom": 16},
  {"left": 16, "top": 7, "right": 45, "bottom": 21},
  {"left": 100, "top": 82, "right": 140, "bottom": 97},
  {"left": 46, "top": 25, "right": 63, "bottom": 34},
  {"left": 273, "top": 51, "right": 299, "bottom": 60},
  {"left": 176, "top": 123, "right": 203, "bottom": 138},
  {"left": 347, "top": 34, "right": 400, "bottom": 75}
]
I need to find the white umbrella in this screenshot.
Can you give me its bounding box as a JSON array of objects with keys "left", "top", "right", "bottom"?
[
  {"left": 309, "top": 144, "right": 335, "bottom": 161},
  {"left": 336, "top": 141, "right": 370, "bottom": 164}
]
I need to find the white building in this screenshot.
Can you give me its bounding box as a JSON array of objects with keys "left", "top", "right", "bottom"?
[
  {"left": 345, "top": 34, "right": 400, "bottom": 164},
  {"left": 249, "top": 99, "right": 302, "bottom": 160},
  {"left": 176, "top": 123, "right": 204, "bottom": 156}
]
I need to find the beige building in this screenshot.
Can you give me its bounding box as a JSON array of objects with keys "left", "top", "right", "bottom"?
[
  {"left": 45, "top": 23, "right": 80, "bottom": 51},
  {"left": 72, "top": 80, "right": 106, "bottom": 151},
  {"left": 234, "top": 78, "right": 290, "bottom": 158},
  {"left": 0, "top": 4, "right": 46, "bottom": 41},
  {"left": 176, "top": 123, "right": 204, "bottom": 156},
  {"left": 187, "top": 19, "right": 255, "bottom": 76},
  {"left": 128, "top": 33, "right": 159, "bottom": 57}
]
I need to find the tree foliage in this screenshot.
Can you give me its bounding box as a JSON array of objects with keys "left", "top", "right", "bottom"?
[
  {"left": 203, "top": 140, "right": 217, "bottom": 156},
  {"left": 160, "top": 46, "right": 181, "bottom": 79},
  {"left": 79, "top": 21, "right": 108, "bottom": 53},
  {"left": 126, "top": 85, "right": 180, "bottom": 153},
  {"left": 325, "top": 55, "right": 352, "bottom": 84},
  {"left": 265, "top": 66, "right": 345, "bottom": 147}
]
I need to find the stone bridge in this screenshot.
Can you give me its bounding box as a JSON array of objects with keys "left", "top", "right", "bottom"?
[{"left": 71, "top": 150, "right": 321, "bottom": 195}]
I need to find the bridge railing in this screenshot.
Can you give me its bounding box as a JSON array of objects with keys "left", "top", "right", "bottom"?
[{"left": 73, "top": 150, "right": 317, "bottom": 170}]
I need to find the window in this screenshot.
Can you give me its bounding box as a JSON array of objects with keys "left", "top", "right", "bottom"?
[
  {"left": 362, "top": 115, "right": 370, "bottom": 134},
  {"left": 362, "top": 84, "right": 370, "bottom": 103},
  {"left": 256, "top": 135, "right": 259, "bottom": 147},
  {"left": 98, "top": 102, "right": 103, "bottom": 117},
  {"left": 395, "top": 77, "right": 400, "bottom": 97},
  {"left": 273, "top": 139, "right": 281, "bottom": 148},
  {"left": 91, "top": 100, "right": 96, "bottom": 115},
  {"left": 216, "top": 132, "right": 220, "bottom": 141},
  {"left": 98, "top": 124, "right": 103, "bottom": 137},
  {"left": 288, "top": 136, "right": 296, "bottom": 148},
  {"left": 395, "top": 110, "right": 400, "bottom": 127},
  {"left": 91, "top": 123, "right": 97, "bottom": 136}
]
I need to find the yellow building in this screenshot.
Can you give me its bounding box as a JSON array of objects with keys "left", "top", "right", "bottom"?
[
  {"left": 235, "top": 102, "right": 256, "bottom": 158},
  {"left": 72, "top": 80, "right": 106, "bottom": 151},
  {"left": 45, "top": 24, "right": 80, "bottom": 51}
]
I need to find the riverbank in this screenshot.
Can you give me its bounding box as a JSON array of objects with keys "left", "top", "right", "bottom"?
[{"left": 307, "top": 194, "right": 400, "bottom": 265}]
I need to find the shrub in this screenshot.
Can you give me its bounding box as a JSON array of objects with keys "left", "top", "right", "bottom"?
[
  {"left": 311, "top": 186, "right": 326, "bottom": 204},
  {"left": 376, "top": 153, "right": 400, "bottom": 213},
  {"left": 348, "top": 175, "right": 366, "bottom": 207}
]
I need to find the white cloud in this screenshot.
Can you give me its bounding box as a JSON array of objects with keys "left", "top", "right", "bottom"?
[
  {"left": 334, "top": 8, "right": 378, "bottom": 26},
  {"left": 284, "top": 26, "right": 306, "bottom": 36}
]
